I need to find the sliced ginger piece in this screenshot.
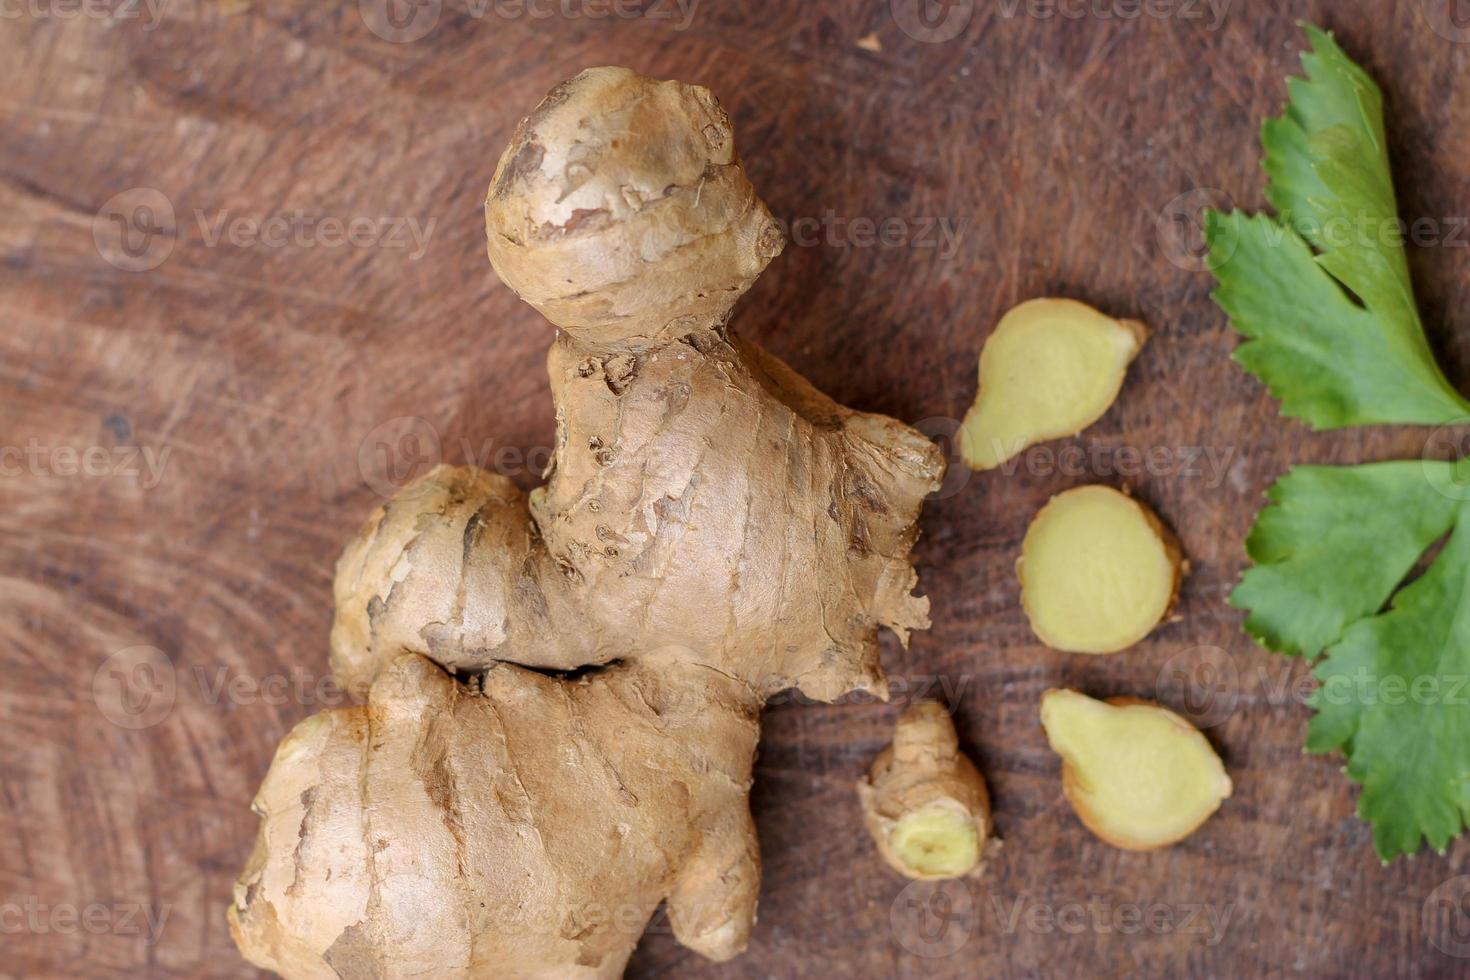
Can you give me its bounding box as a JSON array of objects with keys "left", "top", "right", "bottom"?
[
  {"left": 1019, "top": 485, "right": 1183, "bottom": 653},
  {"left": 887, "top": 805, "right": 979, "bottom": 876},
  {"left": 1040, "top": 689, "right": 1231, "bottom": 850},
  {"left": 858, "top": 701, "right": 992, "bottom": 879},
  {"left": 959, "top": 298, "right": 1146, "bottom": 470}
]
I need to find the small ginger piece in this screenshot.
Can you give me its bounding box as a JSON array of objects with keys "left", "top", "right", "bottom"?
[
  {"left": 959, "top": 298, "right": 1146, "bottom": 470},
  {"left": 1019, "top": 485, "right": 1183, "bottom": 653},
  {"left": 1040, "top": 689, "right": 1231, "bottom": 850},
  {"left": 858, "top": 701, "right": 992, "bottom": 879}
]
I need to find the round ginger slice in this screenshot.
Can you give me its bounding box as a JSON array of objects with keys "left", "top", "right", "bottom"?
[
  {"left": 1018, "top": 485, "right": 1183, "bottom": 654},
  {"left": 1039, "top": 689, "right": 1231, "bottom": 850},
  {"left": 858, "top": 701, "right": 992, "bottom": 880},
  {"left": 959, "top": 298, "right": 1146, "bottom": 470}
]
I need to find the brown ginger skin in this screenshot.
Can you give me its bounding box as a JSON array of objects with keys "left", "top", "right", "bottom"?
[
  {"left": 482, "top": 65, "right": 782, "bottom": 342},
  {"left": 330, "top": 66, "right": 942, "bottom": 704},
  {"left": 858, "top": 701, "right": 992, "bottom": 880},
  {"left": 231, "top": 654, "right": 762, "bottom": 978},
  {"left": 233, "top": 67, "right": 944, "bottom": 979}
]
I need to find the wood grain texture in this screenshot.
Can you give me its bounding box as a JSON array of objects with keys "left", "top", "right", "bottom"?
[{"left": 5, "top": 0, "right": 1470, "bottom": 976}]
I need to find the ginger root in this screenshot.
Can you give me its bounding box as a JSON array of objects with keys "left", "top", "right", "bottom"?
[
  {"left": 959, "top": 298, "right": 1146, "bottom": 470},
  {"left": 232, "top": 655, "right": 764, "bottom": 977},
  {"left": 1040, "top": 690, "right": 1231, "bottom": 850},
  {"left": 858, "top": 701, "right": 991, "bottom": 879},
  {"left": 232, "top": 67, "right": 944, "bottom": 979},
  {"left": 329, "top": 66, "right": 942, "bottom": 702},
  {"left": 1019, "top": 485, "right": 1183, "bottom": 653}
]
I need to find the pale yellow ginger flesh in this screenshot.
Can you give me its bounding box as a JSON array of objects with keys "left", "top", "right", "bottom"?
[
  {"left": 1019, "top": 485, "right": 1183, "bottom": 654},
  {"left": 959, "top": 298, "right": 1146, "bottom": 470},
  {"left": 858, "top": 701, "right": 991, "bottom": 880},
  {"left": 1040, "top": 690, "right": 1231, "bottom": 850},
  {"left": 888, "top": 805, "right": 981, "bottom": 877}
]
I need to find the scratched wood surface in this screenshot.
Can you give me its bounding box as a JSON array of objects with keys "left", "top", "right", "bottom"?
[{"left": 6, "top": 0, "right": 1470, "bottom": 976}]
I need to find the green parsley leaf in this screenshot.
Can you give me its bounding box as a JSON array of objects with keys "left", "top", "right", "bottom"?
[
  {"left": 1219, "top": 26, "right": 1470, "bottom": 861},
  {"left": 1232, "top": 460, "right": 1470, "bottom": 859},
  {"left": 1231, "top": 462, "right": 1460, "bottom": 658},
  {"left": 1204, "top": 25, "right": 1470, "bottom": 428},
  {"left": 1307, "top": 505, "right": 1470, "bottom": 860}
]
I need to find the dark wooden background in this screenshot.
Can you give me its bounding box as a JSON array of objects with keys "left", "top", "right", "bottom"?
[{"left": 7, "top": 0, "right": 1470, "bottom": 976}]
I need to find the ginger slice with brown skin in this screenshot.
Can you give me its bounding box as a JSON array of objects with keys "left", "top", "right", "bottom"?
[
  {"left": 960, "top": 298, "right": 1146, "bottom": 470},
  {"left": 1019, "top": 485, "right": 1184, "bottom": 654},
  {"left": 1040, "top": 690, "right": 1231, "bottom": 851}
]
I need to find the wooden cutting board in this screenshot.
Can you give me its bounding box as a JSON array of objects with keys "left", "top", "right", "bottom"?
[{"left": 6, "top": 1, "right": 1470, "bottom": 976}]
